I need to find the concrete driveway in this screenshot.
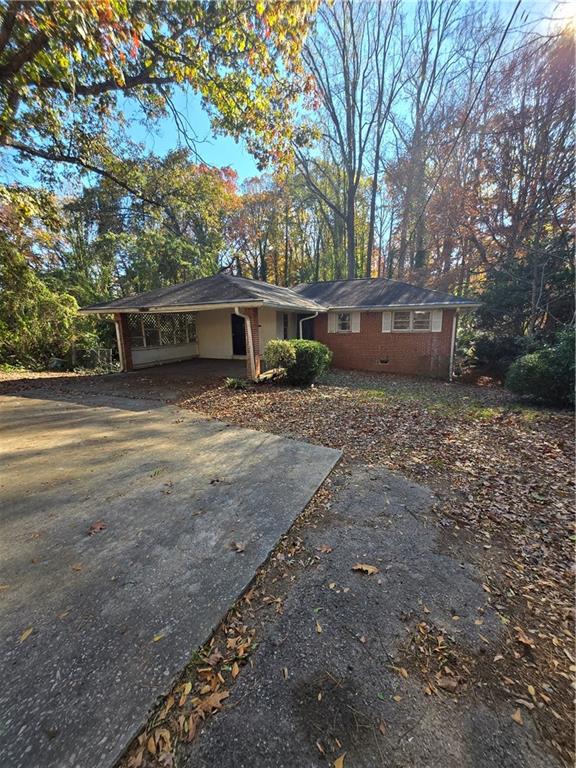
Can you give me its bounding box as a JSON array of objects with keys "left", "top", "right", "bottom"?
[{"left": 0, "top": 393, "right": 340, "bottom": 768}]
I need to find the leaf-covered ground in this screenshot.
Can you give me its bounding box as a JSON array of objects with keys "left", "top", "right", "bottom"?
[
  {"left": 2, "top": 368, "right": 572, "bottom": 765},
  {"left": 174, "top": 370, "right": 574, "bottom": 765}
]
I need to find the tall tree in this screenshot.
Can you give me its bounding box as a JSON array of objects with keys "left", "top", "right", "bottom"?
[{"left": 0, "top": 0, "right": 319, "bottom": 191}]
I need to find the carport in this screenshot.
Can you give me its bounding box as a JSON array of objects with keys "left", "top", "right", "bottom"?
[{"left": 80, "top": 273, "right": 324, "bottom": 379}]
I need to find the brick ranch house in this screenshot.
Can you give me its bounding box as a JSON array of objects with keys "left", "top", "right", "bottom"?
[{"left": 80, "top": 274, "right": 479, "bottom": 380}]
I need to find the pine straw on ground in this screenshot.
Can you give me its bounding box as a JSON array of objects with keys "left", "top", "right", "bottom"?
[{"left": 177, "top": 370, "right": 575, "bottom": 765}]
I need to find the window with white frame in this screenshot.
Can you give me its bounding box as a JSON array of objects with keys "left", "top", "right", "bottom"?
[
  {"left": 127, "top": 313, "right": 197, "bottom": 349},
  {"left": 392, "top": 310, "right": 411, "bottom": 330},
  {"left": 337, "top": 312, "right": 351, "bottom": 331},
  {"left": 411, "top": 310, "right": 431, "bottom": 330},
  {"left": 392, "top": 310, "right": 431, "bottom": 331}
]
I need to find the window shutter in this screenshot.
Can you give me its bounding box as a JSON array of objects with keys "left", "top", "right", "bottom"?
[
  {"left": 351, "top": 312, "right": 361, "bottom": 333},
  {"left": 382, "top": 311, "right": 392, "bottom": 333},
  {"left": 327, "top": 312, "right": 337, "bottom": 333},
  {"left": 431, "top": 309, "right": 443, "bottom": 332}
]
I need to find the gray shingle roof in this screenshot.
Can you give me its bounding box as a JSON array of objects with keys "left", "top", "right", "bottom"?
[
  {"left": 81, "top": 274, "right": 479, "bottom": 314},
  {"left": 80, "top": 274, "right": 324, "bottom": 313},
  {"left": 292, "top": 278, "right": 480, "bottom": 309}
]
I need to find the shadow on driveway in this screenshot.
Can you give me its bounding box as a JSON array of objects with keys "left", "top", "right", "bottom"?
[{"left": 0, "top": 394, "right": 340, "bottom": 768}]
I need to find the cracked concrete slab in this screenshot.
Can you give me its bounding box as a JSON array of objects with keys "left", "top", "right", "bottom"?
[
  {"left": 0, "top": 394, "right": 340, "bottom": 768},
  {"left": 180, "top": 466, "right": 560, "bottom": 768}
]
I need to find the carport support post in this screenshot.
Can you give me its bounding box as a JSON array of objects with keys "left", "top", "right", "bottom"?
[
  {"left": 114, "top": 313, "right": 133, "bottom": 372},
  {"left": 240, "top": 307, "right": 260, "bottom": 380}
]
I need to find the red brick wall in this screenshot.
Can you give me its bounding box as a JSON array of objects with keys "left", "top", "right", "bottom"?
[{"left": 313, "top": 310, "right": 456, "bottom": 378}]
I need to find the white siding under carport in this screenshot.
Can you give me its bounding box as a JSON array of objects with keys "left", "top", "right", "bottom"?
[
  {"left": 196, "top": 308, "right": 236, "bottom": 358},
  {"left": 132, "top": 342, "right": 198, "bottom": 368}
]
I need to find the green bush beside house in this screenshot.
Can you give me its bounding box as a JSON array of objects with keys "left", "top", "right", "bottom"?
[
  {"left": 264, "top": 339, "right": 332, "bottom": 387},
  {"left": 505, "top": 330, "right": 575, "bottom": 407}
]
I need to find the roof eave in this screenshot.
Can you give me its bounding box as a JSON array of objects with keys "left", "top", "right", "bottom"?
[
  {"left": 79, "top": 300, "right": 263, "bottom": 315},
  {"left": 263, "top": 302, "right": 326, "bottom": 313},
  {"left": 324, "top": 302, "right": 480, "bottom": 311}
]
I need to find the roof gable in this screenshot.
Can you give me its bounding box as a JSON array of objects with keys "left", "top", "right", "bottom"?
[{"left": 80, "top": 273, "right": 324, "bottom": 313}]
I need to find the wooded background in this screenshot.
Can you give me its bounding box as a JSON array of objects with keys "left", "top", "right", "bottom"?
[{"left": 0, "top": 0, "right": 573, "bottom": 371}]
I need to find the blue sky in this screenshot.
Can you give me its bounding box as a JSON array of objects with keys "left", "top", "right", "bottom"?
[
  {"left": 2, "top": 0, "right": 568, "bottom": 193},
  {"left": 124, "top": 89, "right": 259, "bottom": 182}
]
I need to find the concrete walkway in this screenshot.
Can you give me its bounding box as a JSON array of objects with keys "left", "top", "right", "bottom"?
[
  {"left": 180, "top": 466, "right": 560, "bottom": 768},
  {"left": 0, "top": 394, "right": 340, "bottom": 768}
]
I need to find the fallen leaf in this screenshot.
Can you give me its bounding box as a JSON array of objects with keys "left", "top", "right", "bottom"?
[
  {"left": 71, "top": 563, "right": 82, "bottom": 572},
  {"left": 19, "top": 627, "right": 33, "bottom": 643},
  {"left": 186, "top": 714, "right": 199, "bottom": 741},
  {"left": 316, "top": 544, "right": 333, "bottom": 554},
  {"left": 159, "top": 695, "right": 175, "bottom": 720},
  {"left": 231, "top": 541, "right": 245, "bottom": 553},
  {"left": 378, "top": 721, "right": 386, "bottom": 734},
  {"left": 393, "top": 666, "right": 408, "bottom": 679},
  {"left": 147, "top": 735, "right": 157, "bottom": 755},
  {"left": 198, "top": 689, "right": 229, "bottom": 713},
  {"left": 437, "top": 676, "right": 458, "bottom": 692},
  {"left": 88, "top": 520, "right": 107, "bottom": 536},
  {"left": 511, "top": 708, "right": 523, "bottom": 725},
  {"left": 352, "top": 563, "right": 379, "bottom": 576},
  {"left": 334, "top": 754, "right": 346, "bottom": 768},
  {"left": 316, "top": 740, "right": 326, "bottom": 756},
  {"left": 392, "top": 694, "right": 402, "bottom": 702},
  {"left": 128, "top": 748, "right": 144, "bottom": 768},
  {"left": 515, "top": 628, "right": 535, "bottom": 648},
  {"left": 282, "top": 667, "right": 288, "bottom": 680},
  {"left": 178, "top": 682, "right": 192, "bottom": 707},
  {"left": 153, "top": 633, "right": 164, "bottom": 642},
  {"left": 206, "top": 650, "right": 223, "bottom": 666},
  {"left": 231, "top": 662, "right": 240, "bottom": 679},
  {"left": 316, "top": 620, "right": 322, "bottom": 634}
]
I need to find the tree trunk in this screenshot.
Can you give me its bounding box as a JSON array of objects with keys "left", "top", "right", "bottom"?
[{"left": 346, "top": 170, "right": 356, "bottom": 278}]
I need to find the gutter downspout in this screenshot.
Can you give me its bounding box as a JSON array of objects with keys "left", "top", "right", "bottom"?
[
  {"left": 234, "top": 306, "right": 256, "bottom": 380},
  {"left": 449, "top": 311, "right": 458, "bottom": 381},
  {"left": 114, "top": 319, "right": 126, "bottom": 372},
  {"left": 298, "top": 312, "right": 319, "bottom": 339}
]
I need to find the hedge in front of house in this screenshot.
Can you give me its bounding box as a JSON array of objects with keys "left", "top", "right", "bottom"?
[
  {"left": 263, "top": 338, "right": 332, "bottom": 386},
  {"left": 505, "top": 330, "right": 575, "bottom": 406},
  {"left": 264, "top": 339, "right": 296, "bottom": 369},
  {"left": 286, "top": 339, "right": 332, "bottom": 386}
]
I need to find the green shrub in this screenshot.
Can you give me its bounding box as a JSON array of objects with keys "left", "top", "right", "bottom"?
[
  {"left": 468, "top": 333, "right": 541, "bottom": 377},
  {"left": 225, "top": 377, "right": 250, "bottom": 390},
  {"left": 506, "top": 330, "right": 575, "bottom": 406},
  {"left": 264, "top": 339, "right": 296, "bottom": 369},
  {"left": 286, "top": 339, "right": 332, "bottom": 387}
]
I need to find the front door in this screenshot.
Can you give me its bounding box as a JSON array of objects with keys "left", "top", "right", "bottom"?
[{"left": 231, "top": 313, "right": 247, "bottom": 356}]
